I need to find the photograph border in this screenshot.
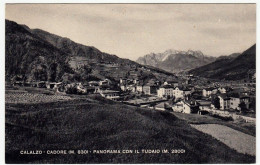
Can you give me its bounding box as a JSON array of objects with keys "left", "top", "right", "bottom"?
[{"left": 1, "top": 0, "right": 258, "bottom": 164}]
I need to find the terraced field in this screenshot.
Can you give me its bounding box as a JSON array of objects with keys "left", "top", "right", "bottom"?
[{"left": 5, "top": 88, "right": 73, "bottom": 104}]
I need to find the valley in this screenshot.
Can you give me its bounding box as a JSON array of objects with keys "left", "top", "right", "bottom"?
[{"left": 5, "top": 19, "right": 256, "bottom": 164}]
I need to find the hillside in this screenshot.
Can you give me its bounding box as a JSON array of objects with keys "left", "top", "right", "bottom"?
[
  {"left": 6, "top": 20, "right": 71, "bottom": 82},
  {"left": 30, "top": 29, "right": 135, "bottom": 65},
  {"left": 5, "top": 90, "right": 255, "bottom": 163},
  {"left": 189, "top": 45, "right": 256, "bottom": 80},
  {"left": 5, "top": 19, "right": 176, "bottom": 83},
  {"left": 136, "top": 49, "right": 216, "bottom": 73},
  {"left": 216, "top": 53, "right": 241, "bottom": 60}
]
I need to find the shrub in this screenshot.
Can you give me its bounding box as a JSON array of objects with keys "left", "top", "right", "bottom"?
[{"left": 65, "top": 85, "right": 78, "bottom": 94}]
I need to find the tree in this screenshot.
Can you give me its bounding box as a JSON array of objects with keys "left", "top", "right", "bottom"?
[
  {"left": 150, "top": 102, "right": 157, "bottom": 108},
  {"left": 168, "top": 96, "right": 176, "bottom": 105},
  {"left": 65, "top": 85, "right": 78, "bottom": 94},
  {"left": 213, "top": 97, "right": 220, "bottom": 109},
  {"left": 227, "top": 92, "right": 239, "bottom": 98},
  {"left": 33, "top": 68, "right": 47, "bottom": 81},
  {"left": 80, "top": 65, "right": 92, "bottom": 82},
  {"left": 139, "top": 70, "right": 143, "bottom": 76},
  {"left": 49, "top": 63, "right": 58, "bottom": 82},
  {"left": 175, "top": 97, "right": 182, "bottom": 103},
  {"left": 239, "top": 101, "right": 247, "bottom": 113},
  {"left": 249, "top": 98, "right": 256, "bottom": 113}
]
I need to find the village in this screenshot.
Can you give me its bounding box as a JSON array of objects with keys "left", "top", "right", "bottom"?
[{"left": 11, "top": 71, "right": 256, "bottom": 124}]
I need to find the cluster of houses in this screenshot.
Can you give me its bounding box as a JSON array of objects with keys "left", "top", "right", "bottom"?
[
  {"left": 12, "top": 81, "right": 64, "bottom": 90},
  {"left": 145, "top": 88, "right": 252, "bottom": 118},
  {"left": 12, "top": 77, "right": 125, "bottom": 101},
  {"left": 118, "top": 77, "right": 254, "bottom": 116},
  {"left": 119, "top": 78, "right": 181, "bottom": 95},
  {"left": 218, "top": 94, "right": 250, "bottom": 110},
  {"left": 168, "top": 86, "right": 252, "bottom": 115},
  {"left": 119, "top": 78, "right": 160, "bottom": 95},
  {"left": 201, "top": 87, "right": 250, "bottom": 110},
  {"left": 105, "top": 76, "right": 254, "bottom": 121},
  {"left": 12, "top": 75, "right": 254, "bottom": 117},
  {"left": 12, "top": 79, "right": 117, "bottom": 98},
  {"left": 171, "top": 99, "right": 198, "bottom": 114},
  {"left": 157, "top": 84, "right": 192, "bottom": 99},
  {"left": 119, "top": 78, "right": 196, "bottom": 99}
]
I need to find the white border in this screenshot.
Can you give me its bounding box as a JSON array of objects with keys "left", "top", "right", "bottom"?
[
  {"left": 0, "top": 1, "right": 258, "bottom": 165},
  {"left": 1, "top": 0, "right": 258, "bottom": 3}
]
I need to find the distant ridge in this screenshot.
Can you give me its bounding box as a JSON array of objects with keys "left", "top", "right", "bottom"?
[{"left": 189, "top": 44, "right": 256, "bottom": 80}]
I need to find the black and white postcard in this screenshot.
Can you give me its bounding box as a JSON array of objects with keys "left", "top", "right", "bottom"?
[{"left": 4, "top": 3, "right": 257, "bottom": 164}]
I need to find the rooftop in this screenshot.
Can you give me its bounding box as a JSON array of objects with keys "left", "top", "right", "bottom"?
[
  {"left": 183, "top": 99, "right": 197, "bottom": 106},
  {"left": 100, "top": 90, "right": 120, "bottom": 94},
  {"left": 160, "top": 85, "right": 174, "bottom": 89},
  {"left": 197, "top": 100, "right": 211, "bottom": 106},
  {"left": 204, "top": 87, "right": 217, "bottom": 91}
]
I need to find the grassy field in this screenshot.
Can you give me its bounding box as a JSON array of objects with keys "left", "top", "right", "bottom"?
[
  {"left": 5, "top": 88, "right": 255, "bottom": 163},
  {"left": 172, "top": 112, "right": 256, "bottom": 137}
]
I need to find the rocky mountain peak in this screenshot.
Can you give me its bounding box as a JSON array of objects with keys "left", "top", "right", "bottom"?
[{"left": 136, "top": 49, "right": 215, "bottom": 73}]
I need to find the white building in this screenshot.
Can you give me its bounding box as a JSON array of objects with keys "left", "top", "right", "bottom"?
[
  {"left": 76, "top": 83, "right": 87, "bottom": 93},
  {"left": 46, "top": 82, "right": 62, "bottom": 89},
  {"left": 173, "top": 87, "right": 184, "bottom": 99},
  {"left": 218, "top": 87, "right": 227, "bottom": 94},
  {"left": 133, "top": 79, "right": 139, "bottom": 84},
  {"left": 197, "top": 100, "right": 211, "bottom": 111},
  {"left": 121, "top": 84, "right": 136, "bottom": 93},
  {"left": 182, "top": 101, "right": 192, "bottom": 114},
  {"left": 127, "top": 85, "right": 136, "bottom": 93},
  {"left": 230, "top": 97, "right": 240, "bottom": 110},
  {"left": 172, "top": 102, "right": 184, "bottom": 113},
  {"left": 157, "top": 85, "right": 174, "bottom": 98},
  {"left": 88, "top": 81, "right": 99, "bottom": 87},
  {"left": 99, "top": 90, "right": 120, "bottom": 101},
  {"left": 120, "top": 85, "right": 127, "bottom": 91},
  {"left": 172, "top": 100, "right": 197, "bottom": 114},
  {"left": 218, "top": 94, "right": 250, "bottom": 110},
  {"left": 120, "top": 78, "right": 127, "bottom": 84},
  {"left": 218, "top": 94, "right": 230, "bottom": 110},
  {"left": 136, "top": 85, "right": 143, "bottom": 93},
  {"left": 99, "top": 79, "right": 111, "bottom": 86},
  {"left": 202, "top": 88, "right": 218, "bottom": 97}
]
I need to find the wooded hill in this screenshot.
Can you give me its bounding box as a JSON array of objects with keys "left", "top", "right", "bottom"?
[
  {"left": 6, "top": 19, "right": 177, "bottom": 84},
  {"left": 189, "top": 44, "right": 256, "bottom": 80}
]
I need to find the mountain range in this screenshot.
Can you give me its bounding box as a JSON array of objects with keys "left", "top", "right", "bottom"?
[
  {"left": 5, "top": 19, "right": 176, "bottom": 84},
  {"left": 189, "top": 44, "right": 256, "bottom": 80},
  {"left": 5, "top": 19, "right": 255, "bottom": 82},
  {"left": 136, "top": 49, "right": 216, "bottom": 73}
]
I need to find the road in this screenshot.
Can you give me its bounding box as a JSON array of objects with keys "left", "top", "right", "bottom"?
[{"left": 191, "top": 124, "right": 255, "bottom": 156}]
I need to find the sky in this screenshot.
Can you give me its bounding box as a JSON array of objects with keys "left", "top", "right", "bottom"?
[{"left": 5, "top": 4, "right": 256, "bottom": 60}]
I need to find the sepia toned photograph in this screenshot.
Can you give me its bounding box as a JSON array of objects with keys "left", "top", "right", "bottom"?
[{"left": 5, "top": 3, "right": 256, "bottom": 163}]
